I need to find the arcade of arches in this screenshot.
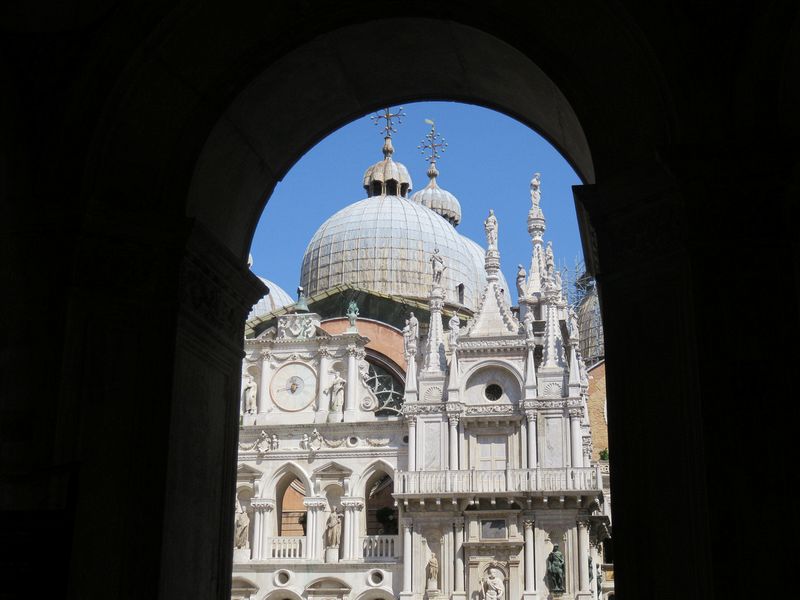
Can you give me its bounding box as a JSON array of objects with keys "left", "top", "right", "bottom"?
[{"left": 1, "top": 3, "right": 798, "bottom": 600}]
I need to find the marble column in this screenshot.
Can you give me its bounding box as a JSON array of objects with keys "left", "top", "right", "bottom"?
[
  {"left": 304, "top": 498, "right": 326, "bottom": 560},
  {"left": 402, "top": 519, "right": 413, "bottom": 593},
  {"left": 454, "top": 518, "right": 465, "bottom": 593},
  {"left": 523, "top": 519, "right": 535, "bottom": 592},
  {"left": 526, "top": 411, "right": 537, "bottom": 468},
  {"left": 578, "top": 518, "right": 590, "bottom": 592},
  {"left": 250, "top": 499, "right": 274, "bottom": 559},
  {"left": 408, "top": 416, "right": 417, "bottom": 472},
  {"left": 341, "top": 498, "right": 364, "bottom": 560},
  {"left": 449, "top": 415, "right": 459, "bottom": 470},
  {"left": 345, "top": 346, "right": 358, "bottom": 418},
  {"left": 317, "top": 347, "right": 331, "bottom": 412},
  {"left": 570, "top": 409, "right": 583, "bottom": 468},
  {"left": 258, "top": 350, "right": 272, "bottom": 414}
]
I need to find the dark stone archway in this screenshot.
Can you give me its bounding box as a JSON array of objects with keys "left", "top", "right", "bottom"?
[{"left": 1, "top": 3, "right": 797, "bottom": 600}]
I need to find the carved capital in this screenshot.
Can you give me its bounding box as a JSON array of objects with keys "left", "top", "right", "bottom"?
[
  {"left": 250, "top": 499, "right": 275, "bottom": 511},
  {"left": 401, "top": 518, "right": 414, "bottom": 530},
  {"left": 449, "top": 415, "right": 460, "bottom": 428},
  {"left": 523, "top": 519, "right": 535, "bottom": 530},
  {"left": 303, "top": 498, "right": 327, "bottom": 510},
  {"left": 577, "top": 517, "right": 591, "bottom": 530},
  {"left": 525, "top": 410, "right": 537, "bottom": 423},
  {"left": 405, "top": 415, "right": 417, "bottom": 426},
  {"left": 569, "top": 408, "right": 583, "bottom": 419}
]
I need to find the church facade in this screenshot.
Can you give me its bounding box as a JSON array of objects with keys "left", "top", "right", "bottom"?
[{"left": 231, "top": 118, "right": 610, "bottom": 600}]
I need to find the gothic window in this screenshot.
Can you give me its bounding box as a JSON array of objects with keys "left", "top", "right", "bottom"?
[{"left": 363, "top": 361, "right": 404, "bottom": 416}]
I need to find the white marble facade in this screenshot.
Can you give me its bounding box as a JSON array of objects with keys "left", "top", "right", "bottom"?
[{"left": 233, "top": 139, "right": 609, "bottom": 600}]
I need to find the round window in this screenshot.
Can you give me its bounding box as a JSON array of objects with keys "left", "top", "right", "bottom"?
[
  {"left": 367, "top": 569, "right": 385, "bottom": 586},
  {"left": 348, "top": 436, "right": 359, "bottom": 447},
  {"left": 402, "top": 435, "right": 409, "bottom": 444},
  {"left": 273, "top": 569, "right": 292, "bottom": 586},
  {"left": 484, "top": 383, "right": 503, "bottom": 401}
]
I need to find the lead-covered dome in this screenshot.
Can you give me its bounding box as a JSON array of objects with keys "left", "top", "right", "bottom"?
[
  {"left": 411, "top": 162, "right": 461, "bottom": 226},
  {"left": 248, "top": 277, "right": 294, "bottom": 319},
  {"left": 300, "top": 194, "right": 488, "bottom": 309}
]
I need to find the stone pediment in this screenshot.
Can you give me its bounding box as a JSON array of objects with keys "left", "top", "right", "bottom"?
[
  {"left": 236, "top": 464, "right": 262, "bottom": 478},
  {"left": 313, "top": 462, "right": 353, "bottom": 477}
]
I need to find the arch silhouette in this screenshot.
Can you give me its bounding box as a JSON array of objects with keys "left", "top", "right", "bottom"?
[{"left": 45, "top": 6, "right": 734, "bottom": 600}]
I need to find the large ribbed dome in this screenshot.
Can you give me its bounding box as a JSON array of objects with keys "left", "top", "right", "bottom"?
[
  {"left": 300, "top": 195, "right": 487, "bottom": 309},
  {"left": 248, "top": 277, "right": 294, "bottom": 319}
]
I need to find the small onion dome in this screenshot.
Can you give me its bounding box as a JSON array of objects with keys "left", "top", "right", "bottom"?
[
  {"left": 411, "top": 161, "right": 461, "bottom": 226},
  {"left": 248, "top": 277, "right": 294, "bottom": 319},
  {"left": 362, "top": 136, "right": 413, "bottom": 197}
]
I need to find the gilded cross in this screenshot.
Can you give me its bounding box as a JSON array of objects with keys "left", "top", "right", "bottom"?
[
  {"left": 371, "top": 107, "right": 406, "bottom": 137},
  {"left": 418, "top": 119, "right": 448, "bottom": 163}
]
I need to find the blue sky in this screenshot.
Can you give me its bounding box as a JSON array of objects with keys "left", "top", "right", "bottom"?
[{"left": 249, "top": 101, "right": 584, "bottom": 304}]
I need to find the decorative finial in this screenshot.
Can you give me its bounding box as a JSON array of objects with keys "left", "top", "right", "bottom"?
[
  {"left": 371, "top": 107, "right": 406, "bottom": 139},
  {"left": 418, "top": 119, "right": 448, "bottom": 178},
  {"left": 484, "top": 209, "right": 498, "bottom": 249},
  {"left": 345, "top": 300, "right": 359, "bottom": 332},
  {"left": 295, "top": 286, "right": 309, "bottom": 312},
  {"left": 530, "top": 172, "right": 542, "bottom": 208}
]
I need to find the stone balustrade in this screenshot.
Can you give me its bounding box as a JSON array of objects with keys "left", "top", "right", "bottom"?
[
  {"left": 362, "top": 535, "right": 399, "bottom": 560},
  {"left": 394, "top": 466, "right": 602, "bottom": 496},
  {"left": 270, "top": 536, "right": 304, "bottom": 559}
]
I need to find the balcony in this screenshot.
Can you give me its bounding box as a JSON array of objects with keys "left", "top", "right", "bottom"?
[
  {"left": 269, "top": 536, "right": 304, "bottom": 559},
  {"left": 362, "top": 534, "right": 400, "bottom": 560},
  {"left": 394, "top": 467, "right": 602, "bottom": 497}
]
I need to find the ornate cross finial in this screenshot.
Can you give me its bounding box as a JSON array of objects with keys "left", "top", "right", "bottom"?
[
  {"left": 371, "top": 107, "right": 406, "bottom": 138},
  {"left": 418, "top": 118, "right": 448, "bottom": 164}
]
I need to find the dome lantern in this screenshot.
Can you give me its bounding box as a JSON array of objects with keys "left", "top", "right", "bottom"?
[
  {"left": 411, "top": 120, "right": 461, "bottom": 226},
  {"left": 362, "top": 107, "right": 413, "bottom": 197}
]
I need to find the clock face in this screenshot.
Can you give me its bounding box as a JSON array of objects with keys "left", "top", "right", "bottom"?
[{"left": 270, "top": 363, "right": 317, "bottom": 412}]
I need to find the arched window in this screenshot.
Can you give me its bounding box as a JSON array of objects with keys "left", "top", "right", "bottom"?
[{"left": 362, "top": 361, "right": 404, "bottom": 416}]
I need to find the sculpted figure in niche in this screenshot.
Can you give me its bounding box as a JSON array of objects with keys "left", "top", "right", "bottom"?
[
  {"left": 547, "top": 544, "right": 566, "bottom": 592},
  {"left": 324, "top": 507, "right": 342, "bottom": 547},
  {"left": 429, "top": 248, "right": 446, "bottom": 285},
  {"left": 448, "top": 313, "right": 460, "bottom": 347},
  {"left": 270, "top": 433, "right": 279, "bottom": 450},
  {"left": 480, "top": 567, "right": 505, "bottom": 600},
  {"left": 234, "top": 500, "right": 250, "bottom": 549},
  {"left": 426, "top": 553, "right": 439, "bottom": 589},
  {"left": 516, "top": 264, "right": 527, "bottom": 298},
  {"left": 523, "top": 310, "right": 535, "bottom": 339},
  {"left": 484, "top": 209, "right": 498, "bottom": 247},
  {"left": 545, "top": 241, "right": 555, "bottom": 278},
  {"left": 327, "top": 370, "right": 345, "bottom": 422},
  {"left": 242, "top": 374, "right": 258, "bottom": 414},
  {"left": 408, "top": 312, "right": 419, "bottom": 342},
  {"left": 346, "top": 300, "right": 359, "bottom": 328}
]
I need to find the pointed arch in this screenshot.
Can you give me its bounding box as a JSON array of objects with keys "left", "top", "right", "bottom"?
[
  {"left": 267, "top": 461, "right": 312, "bottom": 495},
  {"left": 354, "top": 459, "right": 395, "bottom": 497}
]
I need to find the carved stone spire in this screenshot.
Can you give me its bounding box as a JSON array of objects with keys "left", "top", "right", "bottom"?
[
  {"left": 422, "top": 285, "right": 447, "bottom": 373},
  {"left": 463, "top": 212, "right": 519, "bottom": 338},
  {"left": 527, "top": 172, "right": 547, "bottom": 297},
  {"left": 541, "top": 286, "right": 567, "bottom": 370}
]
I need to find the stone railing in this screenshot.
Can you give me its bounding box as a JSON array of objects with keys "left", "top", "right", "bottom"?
[
  {"left": 362, "top": 535, "right": 399, "bottom": 560},
  {"left": 270, "top": 536, "right": 304, "bottom": 559},
  {"left": 395, "top": 467, "right": 601, "bottom": 495}
]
